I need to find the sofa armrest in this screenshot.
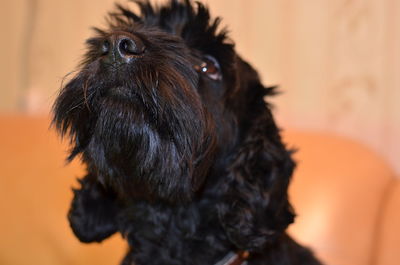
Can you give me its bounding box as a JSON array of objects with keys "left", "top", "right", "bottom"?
[
  {"left": 283, "top": 131, "right": 395, "bottom": 265},
  {"left": 375, "top": 181, "right": 400, "bottom": 265}
]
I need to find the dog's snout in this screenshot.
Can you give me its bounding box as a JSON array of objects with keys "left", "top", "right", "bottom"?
[{"left": 101, "top": 32, "right": 145, "bottom": 64}]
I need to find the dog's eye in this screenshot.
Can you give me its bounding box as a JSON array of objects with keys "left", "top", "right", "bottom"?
[{"left": 195, "top": 55, "right": 222, "bottom": 81}]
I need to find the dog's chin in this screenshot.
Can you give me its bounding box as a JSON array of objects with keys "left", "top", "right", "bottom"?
[
  {"left": 107, "top": 86, "right": 133, "bottom": 97},
  {"left": 102, "top": 86, "right": 141, "bottom": 104},
  {"left": 84, "top": 97, "right": 198, "bottom": 202}
]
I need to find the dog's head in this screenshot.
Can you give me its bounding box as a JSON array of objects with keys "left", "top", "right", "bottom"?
[{"left": 53, "top": 0, "right": 293, "bottom": 217}]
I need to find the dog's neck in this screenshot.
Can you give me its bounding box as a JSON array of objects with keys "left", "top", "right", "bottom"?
[{"left": 115, "top": 182, "right": 237, "bottom": 264}]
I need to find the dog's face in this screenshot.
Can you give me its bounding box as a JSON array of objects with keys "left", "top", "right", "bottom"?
[{"left": 53, "top": 0, "right": 271, "bottom": 203}]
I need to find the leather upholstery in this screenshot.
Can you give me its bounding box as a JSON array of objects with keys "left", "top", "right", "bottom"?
[{"left": 0, "top": 115, "right": 397, "bottom": 265}]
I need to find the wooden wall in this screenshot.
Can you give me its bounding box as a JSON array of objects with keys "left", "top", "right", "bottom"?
[{"left": 1, "top": 0, "right": 399, "bottom": 175}]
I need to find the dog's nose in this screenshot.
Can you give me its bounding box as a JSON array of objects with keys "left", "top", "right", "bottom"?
[{"left": 101, "top": 32, "right": 145, "bottom": 64}]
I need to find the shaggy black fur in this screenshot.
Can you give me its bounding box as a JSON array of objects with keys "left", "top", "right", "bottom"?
[{"left": 53, "top": 1, "right": 322, "bottom": 264}]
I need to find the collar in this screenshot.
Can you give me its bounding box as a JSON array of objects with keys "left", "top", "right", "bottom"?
[{"left": 214, "top": 250, "right": 250, "bottom": 265}]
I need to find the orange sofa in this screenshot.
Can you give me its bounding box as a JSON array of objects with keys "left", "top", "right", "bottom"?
[{"left": 0, "top": 115, "right": 398, "bottom": 265}]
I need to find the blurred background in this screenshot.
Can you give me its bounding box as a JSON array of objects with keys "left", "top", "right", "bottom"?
[
  {"left": 0, "top": 1, "right": 399, "bottom": 265},
  {"left": 1, "top": 0, "right": 399, "bottom": 174}
]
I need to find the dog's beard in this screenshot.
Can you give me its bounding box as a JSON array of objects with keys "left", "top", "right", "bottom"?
[
  {"left": 87, "top": 96, "right": 192, "bottom": 201},
  {"left": 55, "top": 61, "right": 217, "bottom": 202}
]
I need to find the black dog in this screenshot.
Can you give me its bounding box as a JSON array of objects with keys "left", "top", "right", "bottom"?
[{"left": 53, "top": 1, "right": 321, "bottom": 264}]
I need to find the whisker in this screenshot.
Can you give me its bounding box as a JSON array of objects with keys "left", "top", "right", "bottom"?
[
  {"left": 65, "top": 89, "right": 96, "bottom": 115},
  {"left": 60, "top": 70, "right": 79, "bottom": 92},
  {"left": 83, "top": 79, "right": 91, "bottom": 112}
]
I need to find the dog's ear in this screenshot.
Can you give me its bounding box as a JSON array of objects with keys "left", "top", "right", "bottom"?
[{"left": 217, "top": 59, "right": 296, "bottom": 252}]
